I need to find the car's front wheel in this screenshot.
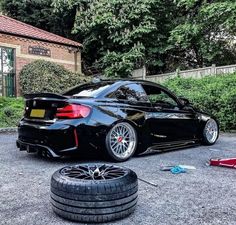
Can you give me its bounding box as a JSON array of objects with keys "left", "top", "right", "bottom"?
[
  {"left": 106, "top": 122, "right": 137, "bottom": 162},
  {"left": 202, "top": 119, "right": 219, "bottom": 145}
]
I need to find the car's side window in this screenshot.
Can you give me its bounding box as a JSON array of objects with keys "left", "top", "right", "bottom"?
[
  {"left": 112, "top": 84, "right": 148, "bottom": 102},
  {"left": 142, "top": 85, "right": 179, "bottom": 109}
]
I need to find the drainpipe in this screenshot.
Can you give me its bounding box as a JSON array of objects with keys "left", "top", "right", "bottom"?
[
  {"left": 74, "top": 50, "right": 78, "bottom": 72},
  {"left": 74, "top": 47, "right": 82, "bottom": 73}
]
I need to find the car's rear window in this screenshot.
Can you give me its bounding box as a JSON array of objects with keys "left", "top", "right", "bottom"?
[{"left": 64, "top": 83, "right": 112, "bottom": 97}]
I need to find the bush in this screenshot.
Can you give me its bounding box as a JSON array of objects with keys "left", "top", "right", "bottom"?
[
  {"left": 164, "top": 73, "right": 236, "bottom": 131},
  {"left": 19, "top": 60, "right": 90, "bottom": 95},
  {"left": 0, "top": 97, "right": 24, "bottom": 127}
]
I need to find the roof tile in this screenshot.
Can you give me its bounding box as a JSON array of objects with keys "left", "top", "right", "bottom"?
[{"left": 0, "top": 15, "right": 82, "bottom": 47}]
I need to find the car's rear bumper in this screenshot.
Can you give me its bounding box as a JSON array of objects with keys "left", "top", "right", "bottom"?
[
  {"left": 16, "top": 139, "right": 78, "bottom": 157},
  {"left": 16, "top": 120, "right": 79, "bottom": 157}
]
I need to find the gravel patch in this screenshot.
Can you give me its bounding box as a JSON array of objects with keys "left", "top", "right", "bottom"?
[{"left": 0, "top": 133, "right": 236, "bottom": 225}]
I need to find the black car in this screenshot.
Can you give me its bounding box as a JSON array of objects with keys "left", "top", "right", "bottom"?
[{"left": 16, "top": 79, "right": 219, "bottom": 162}]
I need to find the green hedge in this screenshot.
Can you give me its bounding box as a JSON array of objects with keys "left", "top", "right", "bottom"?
[
  {"left": 164, "top": 73, "right": 236, "bottom": 131},
  {"left": 19, "top": 60, "right": 90, "bottom": 95},
  {"left": 0, "top": 97, "right": 24, "bottom": 128}
]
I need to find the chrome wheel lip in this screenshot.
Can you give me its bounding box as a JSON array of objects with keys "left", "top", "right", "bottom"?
[
  {"left": 60, "top": 164, "right": 127, "bottom": 180},
  {"left": 204, "top": 119, "right": 218, "bottom": 144},
  {"left": 109, "top": 123, "right": 136, "bottom": 160}
]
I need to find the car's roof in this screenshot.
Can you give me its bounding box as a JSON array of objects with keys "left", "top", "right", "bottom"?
[
  {"left": 93, "top": 78, "right": 165, "bottom": 88},
  {"left": 101, "top": 78, "right": 157, "bottom": 85},
  {"left": 64, "top": 78, "right": 174, "bottom": 99},
  {"left": 99, "top": 78, "right": 169, "bottom": 91},
  {"left": 85, "top": 78, "right": 173, "bottom": 98}
]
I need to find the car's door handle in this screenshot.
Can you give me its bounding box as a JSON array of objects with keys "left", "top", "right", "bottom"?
[{"left": 155, "top": 106, "right": 162, "bottom": 111}]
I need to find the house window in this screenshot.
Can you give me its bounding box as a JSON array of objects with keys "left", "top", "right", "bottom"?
[{"left": 0, "top": 47, "right": 15, "bottom": 97}]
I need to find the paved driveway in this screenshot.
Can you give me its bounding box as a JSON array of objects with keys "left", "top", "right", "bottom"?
[{"left": 0, "top": 133, "right": 236, "bottom": 225}]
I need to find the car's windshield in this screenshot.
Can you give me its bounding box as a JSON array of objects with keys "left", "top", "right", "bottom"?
[{"left": 64, "top": 83, "right": 112, "bottom": 97}]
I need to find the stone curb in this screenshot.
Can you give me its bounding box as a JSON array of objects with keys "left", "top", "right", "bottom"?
[{"left": 0, "top": 127, "right": 17, "bottom": 133}]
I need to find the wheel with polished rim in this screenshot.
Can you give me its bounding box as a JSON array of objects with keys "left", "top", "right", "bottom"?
[
  {"left": 106, "top": 122, "right": 137, "bottom": 162},
  {"left": 60, "top": 164, "right": 127, "bottom": 180},
  {"left": 203, "top": 119, "right": 219, "bottom": 145},
  {"left": 50, "top": 164, "right": 138, "bottom": 223}
]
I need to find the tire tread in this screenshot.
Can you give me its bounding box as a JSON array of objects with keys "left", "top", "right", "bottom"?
[{"left": 50, "top": 164, "right": 138, "bottom": 222}]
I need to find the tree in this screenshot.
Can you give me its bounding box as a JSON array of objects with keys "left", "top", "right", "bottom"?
[
  {"left": 54, "top": 0, "right": 236, "bottom": 76},
  {"left": 169, "top": 0, "right": 236, "bottom": 68},
  {"left": 0, "top": 0, "right": 76, "bottom": 39},
  {"left": 2, "top": 0, "right": 236, "bottom": 76},
  {"left": 53, "top": 0, "right": 177, "bottom": 77}
]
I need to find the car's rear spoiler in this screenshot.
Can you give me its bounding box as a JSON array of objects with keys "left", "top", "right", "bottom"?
[{"left": 24, "top": 92, "right": 68, "bottom": 100}]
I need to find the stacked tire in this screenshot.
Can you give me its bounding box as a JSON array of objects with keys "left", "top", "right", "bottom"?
[{"left": 50, "top": 164, "right": 138, "bottom": 223}]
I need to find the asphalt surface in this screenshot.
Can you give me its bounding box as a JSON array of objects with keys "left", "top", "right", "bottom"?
[{"left": 0, "top": 133, "right": 236, "bottom": 225}]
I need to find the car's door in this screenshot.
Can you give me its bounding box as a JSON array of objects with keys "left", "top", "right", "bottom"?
[
  {"left": 106, "top": 83, "right": 155, "bottom": 148},
  {"left": 142, "top": 84, "right": 198, "bottom": 144}
]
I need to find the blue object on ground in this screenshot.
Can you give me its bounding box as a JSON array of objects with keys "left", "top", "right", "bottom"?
[{"left": 170, "top": 166, "right": 186, "bottom": 174}]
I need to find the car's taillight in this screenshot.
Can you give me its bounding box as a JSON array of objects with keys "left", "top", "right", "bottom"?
[{"left": 56, "top": 104, "right": 91, "bottom": 119}]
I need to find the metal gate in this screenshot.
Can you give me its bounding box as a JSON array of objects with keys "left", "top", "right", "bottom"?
[{"left": 0, "top": 47, "right": 15, "bottom": 97}]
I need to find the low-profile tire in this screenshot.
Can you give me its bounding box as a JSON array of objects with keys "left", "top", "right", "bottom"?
[
  {"left": 202, "top": 119, "right": 219, "bottom": 145},
  {"left": 50, "top": 164, "right": 138, "bottom": 223},
  {"left": 105, "top": 122, "right": 138, "bottom": 162}
]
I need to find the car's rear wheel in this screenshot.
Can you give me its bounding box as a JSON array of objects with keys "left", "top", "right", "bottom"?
[
  {"left": 106, "top": 122, "right": 137, "bottom": 162},
  {"left": 202, "top": 119, "right": 219, "bottom": 145}
]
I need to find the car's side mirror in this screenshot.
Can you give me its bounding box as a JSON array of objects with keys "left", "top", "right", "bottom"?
[{"left": 179, "top": 97, "right": 190, "bottom": 106}]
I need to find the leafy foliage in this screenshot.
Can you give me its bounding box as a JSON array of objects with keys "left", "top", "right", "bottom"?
[
  {"left": 0, "top": 97, "right": 24, "bottom": 127},
  {"left": 0, "top": 0, "right": 76, "bottom": 39},
  {"left": 169, "top": 1, "right": 236, "bottom": 68},
  {"left": 53, "top": 0, "right": 177, "bottom": 76},
  {"left": 19, "top": 60, "right": 89, "bottom": 95},
  {"left": 52, "top": 0, "right": 236, "bottom": 76},
  {"left": 1, "top": 0, "right": 236, "bottom": 76},
  {"left": 164, "top": 73, "right": 236, "bottom": 131}
]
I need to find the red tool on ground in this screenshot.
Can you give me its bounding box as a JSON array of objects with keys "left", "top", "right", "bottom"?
[{"left": 209, "top": 157, "right": 236, "bottom": 169}]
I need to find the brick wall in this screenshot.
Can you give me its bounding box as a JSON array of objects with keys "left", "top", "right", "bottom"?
[{"left": 0, "top": 33, "right": 82, "bottom": 96}]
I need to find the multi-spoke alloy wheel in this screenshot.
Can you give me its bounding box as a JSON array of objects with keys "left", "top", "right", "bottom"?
[
  {"left": 106, "top": 122, "right": 137, "bottom": 161},
  {"left": 203, "top": 119, "right": 219, "bottom": 144},
  {"left": 60, "top": 164, "right": 127, "bottom": 180}
]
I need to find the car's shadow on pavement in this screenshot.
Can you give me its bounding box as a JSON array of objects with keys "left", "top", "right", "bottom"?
[
  {"left": 135, "top": 144, "right": 201, "bottom": 158},
  {"left": 23, "top": 144, "right": 202, "bottom": 165}
]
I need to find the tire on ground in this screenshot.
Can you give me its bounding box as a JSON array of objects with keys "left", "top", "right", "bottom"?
[
  {"left": 202, "top": 119, "right": 219, "bottom": 145},
  {"left": 50, "top": 164, "right": 138, "bottom": 223}
]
